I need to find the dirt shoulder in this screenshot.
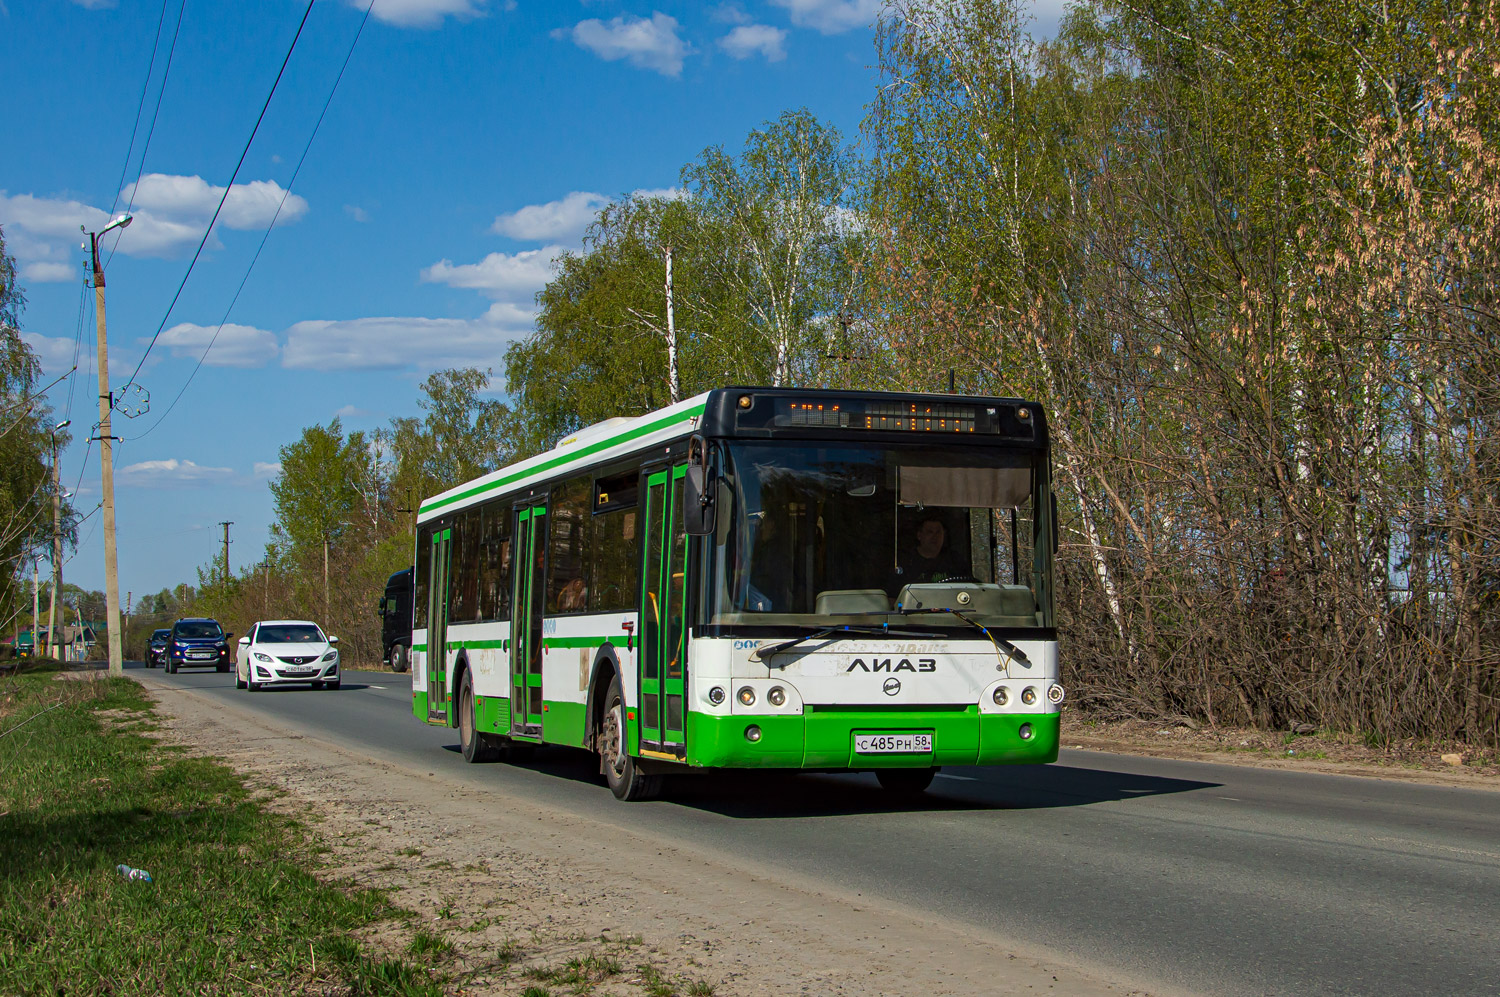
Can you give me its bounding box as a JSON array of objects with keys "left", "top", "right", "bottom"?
[
  {"left": 135, "top": 675, "right": 1154, "bottom": 997},
  {"left": 1061, "top": 712, "right": 1500, "bottom": 789}
]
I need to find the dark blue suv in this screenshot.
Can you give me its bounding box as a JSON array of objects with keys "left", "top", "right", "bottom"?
[{"left": 168, "top": 618, "right": 233, "bottom": 674}]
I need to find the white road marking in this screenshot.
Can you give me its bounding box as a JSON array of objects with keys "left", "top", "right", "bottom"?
[{"left": 936, "top": 773, "right": 978, "bottom": 782}]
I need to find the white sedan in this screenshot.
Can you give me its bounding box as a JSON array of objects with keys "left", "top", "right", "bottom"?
[{"left": 235, "top": 620, "right": 341, "bottom": 691}]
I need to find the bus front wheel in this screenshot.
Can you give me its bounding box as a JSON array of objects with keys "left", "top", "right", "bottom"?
[{"left": 600, "top": 675, "right": 661, "bottom": 802}]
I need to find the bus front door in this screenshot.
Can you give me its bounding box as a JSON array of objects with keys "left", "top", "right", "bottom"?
[
  {"left": 640, "top": 465, "right": 688, "bottom": 755},
  {"left": 510, "top": 503, "right": 547, "bottom": 738},
  {"left": 426, "top": 527, "right": 452, "bottom": 724}
]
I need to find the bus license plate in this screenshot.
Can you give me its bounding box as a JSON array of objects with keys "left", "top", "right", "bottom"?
[{"left": 855, "top": 733, "right": 932, "bottom": 754}]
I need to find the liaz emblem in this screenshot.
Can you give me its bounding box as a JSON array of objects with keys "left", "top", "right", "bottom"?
[{"left": 846, "top": 657, "right": 936, "bottom": 673}]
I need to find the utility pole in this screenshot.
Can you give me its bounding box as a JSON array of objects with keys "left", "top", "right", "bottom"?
[
  {"left": 125, "top": 590, "right": 131, "bottom": 657},
  {"left": 46, "top": 426, "right": 65, "bottom": 659},
  {"left": 219, "top": 522, "right": 233, "bottom": 587},
  {"left": 32, "top": 554, "right": 40, "bottom": 658},
  {"left": 88, "top": 216, "right": 131, "bottom": 678},
  {"left": 322, "top": 533, "right": 330, "bottom": 623}
]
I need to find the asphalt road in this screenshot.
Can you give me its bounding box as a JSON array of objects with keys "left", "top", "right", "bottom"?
[{"left": 136, "top": 661, "right": 1500, "bottom": 997}]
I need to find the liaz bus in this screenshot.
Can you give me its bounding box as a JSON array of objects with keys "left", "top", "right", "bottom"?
[{"left": 411, "top": 387, "right": 1062, "bottom": 800}]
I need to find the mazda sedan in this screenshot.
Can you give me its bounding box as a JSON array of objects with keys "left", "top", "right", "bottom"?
[{"left": 235, "top": 620, "right": 341, "bottom": 691}]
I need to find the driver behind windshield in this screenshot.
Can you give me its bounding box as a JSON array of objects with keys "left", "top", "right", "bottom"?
[{"left": 896, "top": 514, "right": 966, "bottom": 586}]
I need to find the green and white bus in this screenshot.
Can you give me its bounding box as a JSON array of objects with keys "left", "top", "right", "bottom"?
[{"left": 411, "top": 387, "right": 1062, "bottom": 800}]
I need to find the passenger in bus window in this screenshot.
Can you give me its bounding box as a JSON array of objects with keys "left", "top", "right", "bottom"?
[{"left": 558, "top": 577, "right": 587, "bottom": 612}]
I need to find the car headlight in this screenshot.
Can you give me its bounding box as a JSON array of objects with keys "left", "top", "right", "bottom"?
[
  {"left": 253, "top": 652, "right": 273, "bottom": 663},
  {"left": 322, "top": 650, "right": 337, "bottom": 661}
]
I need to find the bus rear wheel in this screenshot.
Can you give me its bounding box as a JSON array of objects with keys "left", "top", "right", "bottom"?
[
  {"left": 600, "top": 675, "right": 660, "bottom": 802},
  {"left": 876, "top": 767, "right": 937, "bottom": 795},
  {"left": 459, "top": 671, "right": 501, "bottom": 763}
]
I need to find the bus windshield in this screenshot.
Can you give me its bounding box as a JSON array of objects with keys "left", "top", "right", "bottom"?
[{"left": 710, "top": 442, "right": 1051, "bottom": 628}]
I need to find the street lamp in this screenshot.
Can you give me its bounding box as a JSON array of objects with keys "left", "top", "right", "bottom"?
[
  {"left": 45, "top": 419, "right": 71, "bottom": 659},
  {"left": 85, "top": 212, "right": 131, "bottom": 676}
]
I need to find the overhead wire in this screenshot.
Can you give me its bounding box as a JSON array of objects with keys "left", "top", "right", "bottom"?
[
  {"left": 119, "top": 0, "right": 318, "bottom": 396},
  {"left": 126, "top": 0, "right": 375, "bottom": 442},
  {"left": 107, "top": 0, "right": 188, "bottom": 266}
]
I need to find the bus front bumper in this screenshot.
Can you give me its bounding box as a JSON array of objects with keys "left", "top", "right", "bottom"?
[{"left": 683, "top": 708, "right": 1059, "bottom": 769}]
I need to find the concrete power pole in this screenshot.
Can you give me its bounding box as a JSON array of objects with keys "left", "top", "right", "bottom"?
[
  {"left": 89, "top": 220, "right": 129, "bottom": 678},
  {"left": 220, "top": 522, "right": 233, "bottom": 587},
  {"left": 31, "top": 555, "right": 40, "bottom": 657},
  {"left": 664, "top": 244, "right": 680, "bottom": 404},
  {"left": 46, "top": 427, "right": 66, "bottom": 659}
]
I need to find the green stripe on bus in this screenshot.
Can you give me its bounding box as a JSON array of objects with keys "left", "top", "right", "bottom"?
[
  {"left": 542, "top": 635, "right": 625, "bottom": 649},
  {"left": 419, "top": 403, "right": 706, "bottom": 515}
]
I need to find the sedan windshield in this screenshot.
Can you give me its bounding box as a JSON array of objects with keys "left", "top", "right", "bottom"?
[
  {"left": 175, "top": 622, "right": 223, "bottom": 639},
  {"left": 710, "top": 442, "right": 1051, "bottom": 628},
  {"left": 257, "top": 624, "right": 324, "bottom": 644}
]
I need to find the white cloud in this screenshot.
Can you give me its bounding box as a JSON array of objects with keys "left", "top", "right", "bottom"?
[
  {"left": 355, "top": 0, "right": 487, "bottom": 28},
  {"left": 719, "top": 24, "right": 788, "bottom": 61},
  {"left": 118, "top": 458, "right": 236, "bottom": 489},
  {"left": 0, "top": 174, "right": 308, "bottom": 263},
  {"left": 560, "top": 12, "right": 691, "bottom": 77},
  {"left": 22, "top": 261, "right": 78, "bottom": 283},
  {"left": 122, "top": 173, "right": 308, "bottom": 230},
  {"left": 253, "top": 461, "right": 282, "bottom": 479},
  {"left": 420, "top": 245, "right": 564, "bottom": 302},
  {"left": 70, "top": 0, "right": 116, "bottom": 8},
  {"left": 711, "top": 3, "right": 752, "bottom": 24},
  {"left": 281, "top": 306, "right": 534, "bottom": 372},
  {"left": 492, "top": 192, "right": 608, "bottom": 243},
  {"left": 155, "top": 322, "right": 280, "bottom": 369},
  {"left": 19, "top": 333, "right": 81, "bottom": 375},
  {"left": 770, "top": 0, "right": 878, "bottom": 34},
  {"left": 344, "top": 204, "right": 371, "bottom": 222},
  {"left": 334, "top": 404, "right": 377, "bottom": 420}
]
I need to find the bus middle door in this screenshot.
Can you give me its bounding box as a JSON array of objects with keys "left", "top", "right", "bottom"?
[
  {"left": 426, "top": 527, "right": 452, "bottom": 724},
  {"left": 510, "top": 502, "right": 547, "bottom": 738},
  {"left": 640, "top": 464, "right": 688, "bottom": 755}
]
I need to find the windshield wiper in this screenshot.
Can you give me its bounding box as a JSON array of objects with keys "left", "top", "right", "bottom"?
[
  {"left": 896, "top": 606, "right": 1031, "bottom": 667},
  {"left": 749, "top": 624, "right": 944, "bottom": 667}
]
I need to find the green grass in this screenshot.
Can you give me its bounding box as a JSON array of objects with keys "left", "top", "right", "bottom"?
[{"left": 0, "top": 663, "right": 442, "bottom": 996}]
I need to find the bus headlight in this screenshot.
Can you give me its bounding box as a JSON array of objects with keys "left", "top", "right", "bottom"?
[
  {"left": 745, "top": 725, "right": 762, "bottom": 742},
  {"left": 992, "top": 686, "right": 1010, "bottom": 706},
  {"left": 1047, "top": 683, "right": 1065, "bottom": 704},
  {"left": 767, "top": 686, "right": 786, "bottom": 706},
  {"left": 1021, "top": 686, "right": 1037, "bottom": 705},
  {"left": 737, "top": 686, "right": 756, "bottom": 706},
  {"left": 1019, "top": 723, "right": 1034, "bottom": 740},
  {"left": 708, "top": 686, "right": 726, "bottom": 706}
]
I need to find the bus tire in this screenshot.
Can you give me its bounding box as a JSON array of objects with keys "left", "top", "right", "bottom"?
[
  {"left": 600, "top": 675, "right": 660, "bottom": 802},
  {"left": 876, "top": 767, "right": 937, "bottom": 795},
  {"left": 459, "top": 670, "right": 500, "bottom": 763},
  {"left": 389, "top": 643, "right": 408, "bottom": 673}
]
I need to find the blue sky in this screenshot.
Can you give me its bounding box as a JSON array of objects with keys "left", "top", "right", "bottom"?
[{"left": 3, "top": 0, "right": 1064, "bottom": 605}]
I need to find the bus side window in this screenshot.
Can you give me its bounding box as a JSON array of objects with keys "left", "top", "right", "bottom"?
[
  {"left": 547, "top": 476, "right": 592, "bottom": 614},
  {"left": 414, "top": 523, "right": 432, "bottom": 630},
  {"left": 479, "top": 502, "right": 511, "bottom": 621}
]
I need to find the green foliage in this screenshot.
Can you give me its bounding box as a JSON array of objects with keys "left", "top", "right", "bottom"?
[
  {"left": 0, "top": 225, "right": 70, "bottom": 638},
  {"left": 0, "top": 665, "right": 446, "bottom": 995},
  {"left": 268, "top": 418, "right": 371, "bottom": 559}
]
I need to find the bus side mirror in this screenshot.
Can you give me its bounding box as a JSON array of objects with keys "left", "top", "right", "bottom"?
[
  {"left": 377, "top": 596, "right": 387, "bottom": 618},
  {"left": 683, "top": 464, "right": 716, "bottom": 536}
]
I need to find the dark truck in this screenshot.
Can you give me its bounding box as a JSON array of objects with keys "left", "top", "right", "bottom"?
[{"left": 378, "top": 567, "right": 413, "bottom": 672}]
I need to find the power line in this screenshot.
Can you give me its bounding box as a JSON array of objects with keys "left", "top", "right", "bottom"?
[
  {"left": 107, "top": 0, "right": 187, "bottom": 267},
  {"left": 127, "top": 0, "right": 376, "bottom": 442},
  {"left": 119, "top": 0, "right": 318, "bottom": 395}
]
